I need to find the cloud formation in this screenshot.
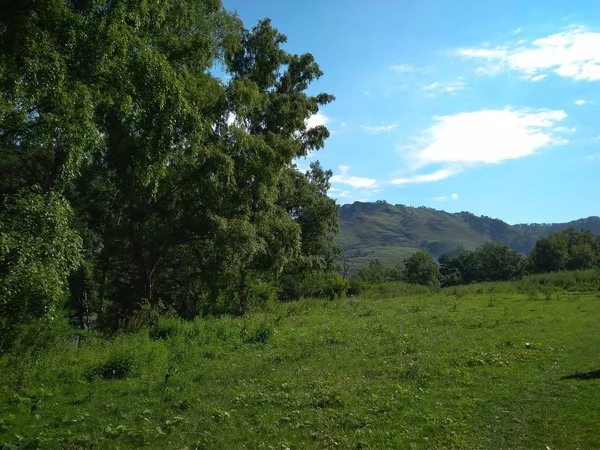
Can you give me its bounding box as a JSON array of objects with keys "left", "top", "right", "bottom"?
[
  {"left": 392, "top": 168, "right": 459, "bottom": 185},
  {"left": 416, "top": 107, "right": 568, "bottom": 164},
  {"left": 389, "top": 64, "right": 415, "bottom": 73},
  {"left": 423, "top": 79, "right": 466, "bottom": 96},
  {"left": 456, "top": 26, "right": 600, "bottom": 81},
  {"left": 395, "top": 107, "right": 570, "bottom": 184},
  {"left": 329, "top": 187, "right": 353, "bottom": 198},
  {"left": 362, "top": 124, "right": 398, "bottom": 133},
  {"left": 306, "top": 111, "right": 330, "bottom": 129},
  {"left": 331, "top": 165, "right": 378, "bottom": 189}
]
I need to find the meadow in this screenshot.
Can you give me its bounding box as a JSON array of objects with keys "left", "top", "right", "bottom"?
[{"left": 1, "top": 271, "right": 600, "bottom": 449}]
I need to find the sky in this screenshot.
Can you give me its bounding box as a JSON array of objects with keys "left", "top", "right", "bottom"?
[{"left": 222, "top": 0, "right": 600, "bottom": 224}]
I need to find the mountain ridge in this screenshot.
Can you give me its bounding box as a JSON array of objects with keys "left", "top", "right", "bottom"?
[{"left": 337, "top": 201, "right": 600, "bottom": 272}]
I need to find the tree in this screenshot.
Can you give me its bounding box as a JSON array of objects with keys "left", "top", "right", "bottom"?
[
  {"left": 564, "top": 229, "right": 597, "bottom": 270},
  {"left": 357, "top": 259, "right": 388, "bottom": 284},
  {"left": 0, "top": 1, "right": 96, "bottom": 344},
  {"left": 529, "top": 232, "right": 569, "bottom": 273},
  {"left": 476, "top": 242, "right": 525, "bottom": 282},
  {"left": 454, "top": 250, "right": 483, "bottom": 284},
  {"left": 403, "top": 251, "right": 440, "bottom": 288},
  {"left": 438, "top": 254, "right": 462, "bottom": 287},
  {"left": 0, "top": 189, "right": 82, "bottom": 349},
  {"left": 278, "top": 162, "right": 341, "bottom": 300},
  {"left": 1, "top": 1, "right": 339, "bottom": 330}
]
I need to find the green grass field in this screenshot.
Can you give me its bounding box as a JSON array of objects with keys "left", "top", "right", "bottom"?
[{"left": 2, "top": 274, "right": 600, "bottom": 449}]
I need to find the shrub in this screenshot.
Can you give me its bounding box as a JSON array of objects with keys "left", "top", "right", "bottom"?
[
  {"left": 248, "top": 281, "right": 279, "bottom": 311},
  {"left": 347, "top": 274, "right": 365, "bottom": 296},
  {"left": 280, "top": 271, "right": 348, "bottom": 300},
  {"left": 149, "top": 317, "right": 181, "bottom": 340},
  {"left": 241, "top": 321, "right": 273, "bottom": 344},
  {"left": 85, "top": 352, "right": 136, "bottom": 380}
]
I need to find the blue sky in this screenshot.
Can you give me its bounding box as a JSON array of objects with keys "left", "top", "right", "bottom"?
[{"left": 223, "top": 0, "right": 600, "bottom": 224}]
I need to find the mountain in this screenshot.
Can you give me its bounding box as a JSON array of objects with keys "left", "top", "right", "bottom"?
[{"left": 337, "top": 201, "right": 600, "bottom": 272}]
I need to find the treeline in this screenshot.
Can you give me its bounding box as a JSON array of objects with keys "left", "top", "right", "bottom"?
[
  {"left": 352, "top": 228, "right": 600, "bottom": 290},
  {"left": 0, "top": 0, "right": 341, "bottom": 348}
]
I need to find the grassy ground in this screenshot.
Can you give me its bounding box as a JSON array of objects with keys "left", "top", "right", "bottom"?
[{"left": 2, "top": 274, "right": 600, "bottom": 449}]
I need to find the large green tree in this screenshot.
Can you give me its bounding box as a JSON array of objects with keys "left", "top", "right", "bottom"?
[
  {"left": 0, "top": 0, "right": 93, "bottom": 343},
  {"left": 1, "top": 0, "right": 339, "bottom": 333}
]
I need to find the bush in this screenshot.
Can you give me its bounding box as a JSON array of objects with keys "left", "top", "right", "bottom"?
[
  {"left": 247, "top": 281, "right": 279, "bottom": 311},
  {"left": 85, "top": 352, "right": 136, "bottom": 380},
  {"left": 124, "top": 300, "right": 176, "bottom": 333},
  {"left": 149, "top": 317, "right": 181, "bottom": 340},
  {"left": 519, "top": 269, "right": 600, "bottom": 292},
  {"left": 280, "top": 271, "right": 348, "bottom": 300},
  {"left": 360, "top": 282, "right": 431, "bottom": 300},
  {"left": 241, "top": 321, "right": 274, "bottom": 344},
  {"left": 347, "top": 274, "right": 366, "bottom": 296}
]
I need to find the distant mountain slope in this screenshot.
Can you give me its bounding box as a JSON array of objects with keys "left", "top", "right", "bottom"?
[{"left": 338, "top": 201, "right": 600, "bottom": 272}]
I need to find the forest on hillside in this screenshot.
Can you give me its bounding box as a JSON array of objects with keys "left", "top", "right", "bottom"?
[
  {"left": 337, "top": 201, "right": 600, "bottom": 271},
  {"left": 349, "top": 228, "right": 600, "bottom": 292}
]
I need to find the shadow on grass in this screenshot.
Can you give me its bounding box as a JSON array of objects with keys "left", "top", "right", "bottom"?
[{"left": 561, "top": 370, "right": 600, "bottom": 381}]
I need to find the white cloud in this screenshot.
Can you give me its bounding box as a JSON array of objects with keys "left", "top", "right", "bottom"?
[
  {"left": 329, "top": 187, "right": 353, "bottom": 198},
  {"left": 458, "top": 48, "right": 508, "bottom": 59},
  {"left": 451, "top": 193, "right": 459, "bottom": 200},
  {"left": 416, "top": 107, "right": 569, "bottom": 165},
  {"left": 331, "top": 165, "right": 378, "bottom": 189},
  {"left": 389, "top": 64, "right": 414, "bottom": 73},
  {"left": 306, "top": 111, "right": 330, "bottom": 129},
  {"left": 434, "top": 196, "right": 447, "bottom": 202},
  {"left": 513, "top": 27, "right": 523, "bottom": 35},
  {"left": 575, "top": 99, "right": 586, "bottom": 105},
  {"left": 456, "top": 26, "right": 600, "bottom": 81},
  {"left": 362, "top": 124, "right": 398, "bottom": 133},
  {"left": 394, "top": 107, "right": 571, "bottom": 185},
  {"left": 530, "top": 74, "right": 547, "bottom": 82},
  {"left": 554, "top": 126, "right": 576, "bottom": 133},
  {"left": 391, "top": 168, "right": 459, "bottom": 185},
  {"left": 423, "top": 79, "right": 466, "bottom": 96},
  {"left": 341, "top": 122, "right": 347, "bottom": 127},
  {"left": 582, "top": 154, "right": 598, "bottom": 161}
]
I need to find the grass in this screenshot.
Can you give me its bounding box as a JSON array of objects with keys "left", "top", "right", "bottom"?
[
  {"left": 342, "top": 245, "right": 421, "bottom": 273},
  {"left": 2, "top": 273, "right": 600, "bottom": 449}
]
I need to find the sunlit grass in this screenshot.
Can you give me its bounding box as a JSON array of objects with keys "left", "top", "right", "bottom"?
[{"left": 2, "top": 273, "right": 600, "bottom": 449}]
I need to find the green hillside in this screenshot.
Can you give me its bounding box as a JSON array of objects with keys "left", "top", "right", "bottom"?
[{"left": 338, "top": 201, "right": 600, "bottom": 272}]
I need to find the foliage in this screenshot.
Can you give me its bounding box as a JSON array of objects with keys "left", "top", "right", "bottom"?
[
  {"left": 280, "top": 271, "right": 348, "bottom": 300},
  {"left": 0, "top": 0, "right": 340, "bottom": 340},
  {"left": 530, "top": 228, "right": 599, "bottom": 273},
  {"left": 439, "top": 242, "right": 526, "bottom": 286},
  {"left": 403, "top": 250, "right": 440, "bottom": 288},
  {"left": 0, "top": 189, "right": 82, "bottom": 350}
]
